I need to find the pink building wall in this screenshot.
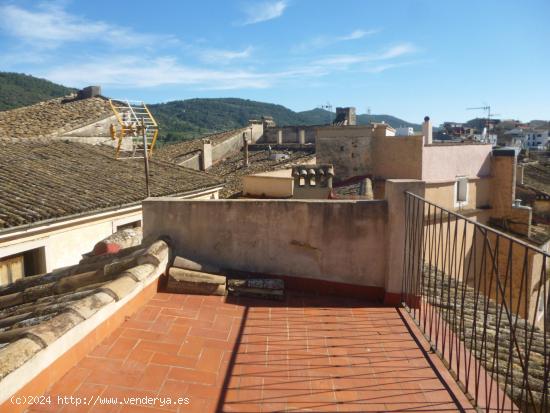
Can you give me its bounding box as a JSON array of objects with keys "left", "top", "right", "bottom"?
[{"left": 421, "top": 143, "right": 492, "bottom": 182}]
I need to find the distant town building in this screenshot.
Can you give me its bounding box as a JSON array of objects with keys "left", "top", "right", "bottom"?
[
  {"left": 396, "top": 126, "right": 414, "bottom": 136},
  {"left": 501, "top": 127, "right": 550, "bottom": 149}
]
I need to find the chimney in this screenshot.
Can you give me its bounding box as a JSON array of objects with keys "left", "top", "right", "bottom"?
[
  {"left": 77, "top": 86, "right": 101, "bottom": 100},
  {"left": 422, "top": 116, "right": 433, "bottom": 145},
  {"left": 201, "top": 139, "right": 212, "bottom": 170},
  {"left": 298, "top": 129, "right": 306, "bottom": 145}
]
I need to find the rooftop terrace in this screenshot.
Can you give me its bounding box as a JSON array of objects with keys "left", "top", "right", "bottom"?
[{"left": 25, "top": 290, "right": 475, "bottom": 413}]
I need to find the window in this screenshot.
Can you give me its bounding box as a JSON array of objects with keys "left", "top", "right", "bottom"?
[
  {"left": 0, "top": 247, "right": 46, "bottom": 286},
  {"left": 455, "top": 177, "right": 468, "bottom": 207}
]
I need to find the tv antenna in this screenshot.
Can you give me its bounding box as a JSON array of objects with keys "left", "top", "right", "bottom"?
[
  {"left": 318, "top": 102, "right": 333, "bottom": 124},
  {"left": 466, "top": 105, "right": 500, "bottom": 129},
  {"left": 109, "top": 99, "right": 159, "bottom": 160}
]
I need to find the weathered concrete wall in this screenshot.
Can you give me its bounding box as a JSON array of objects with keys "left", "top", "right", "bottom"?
[
  {"left": 176, "top": 153, "right": 201, "bottom": 170},
  {"left": 384, "top": 180, "right": 425, "bottom": 303},
  {"left": 211, "top": 123, "right": 263, "bottom": 164},
  {"left": 143, "top": 198, "right": 388, "bottom": 288}
]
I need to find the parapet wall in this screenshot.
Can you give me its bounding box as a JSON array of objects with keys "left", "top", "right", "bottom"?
[
  {"left": 259, "top": 126, "right": 316, "bottom": 144},
  {"left": 143, "top": 198, "right": 388, "bottom": 289},
  {"left": 211, "top": 123, "right": 263, "bottom": 164}
]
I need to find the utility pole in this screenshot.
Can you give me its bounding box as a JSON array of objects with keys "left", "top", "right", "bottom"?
[{"left": 141, "top": 118, "right": 151, "bottom": 197}]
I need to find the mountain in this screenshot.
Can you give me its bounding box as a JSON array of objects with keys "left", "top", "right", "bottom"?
[
  {"left": 148, "top": 98, "right": 421, "bottom": 143},
  {"left": 0, "top": 72, "right": 76, "bottom": 111},
  {"left": 0, "top": 71, "right": 421, "bottom": 142},
  {"left": 148, "top": 98, "right": 307, "bottom": 143}
]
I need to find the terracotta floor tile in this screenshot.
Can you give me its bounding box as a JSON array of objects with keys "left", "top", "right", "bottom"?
[
  {"left": 168, "top": 368, "right": 218, "bottom": 385},
  {"left": 105, "top": 336, "right": 137, "bottom": 360},
  {"left": 25, "top": 292, "right": 478, "bottom": 413},
  {"left": 196, "top": 347, "right": 224, "bottom": 373},
  {"left": 134, "top": 364, "right": 170, "bottom": 391},
  {"left": 150, "top": 352, "right": 197, "bottom": 368}
]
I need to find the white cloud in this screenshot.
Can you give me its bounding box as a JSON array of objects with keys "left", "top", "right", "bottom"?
[
  {"left": 314, "top": 43, "right": 417, "bottom": 68},
  {"left": 293, "top": 29, "right": 378, "bottom": 52},
  {"left": 40, "top": 56, "right": 275, "bottom": 90},
  {"left": 336, "top": 29, "right": 378, "bottom": 41},
  {"left": 39, "top": 42, "right": 418, "bottom": 91},
  {"left": 199, "top": 47, "right": 253, "bottom": 64},
  {"left": 240, "top": 1, "right": 287, "bottom": 25},
  {"left": 0, "top": 3, "right": 174, "bottom": 48}
]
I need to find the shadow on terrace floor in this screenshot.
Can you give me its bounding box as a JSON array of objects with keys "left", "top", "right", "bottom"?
[{"left": 28, "top": 291, "right": 476, "bottom": 413}]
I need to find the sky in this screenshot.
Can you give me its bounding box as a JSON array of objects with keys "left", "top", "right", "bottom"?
[{"left": 0, "top": 0, "right": 549, "bottom": 125}]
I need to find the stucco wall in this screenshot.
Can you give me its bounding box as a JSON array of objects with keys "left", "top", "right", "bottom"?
[
  {"left": 242, "top": 171, "right": 294, "bottom": 198},
  {"left": 143, "top": 198, "right": 388, "bottom": 288},
  {"left": 425, "top": 177, "right": 492, "bottom": 211},
  {"left": 422, "top": 144, "right": 492, "bottom": 182},
  {"left": 373, "top": 135, "right": 424, "bottom": 179}
]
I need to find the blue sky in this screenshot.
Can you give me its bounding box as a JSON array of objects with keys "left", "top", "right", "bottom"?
[{"left": 0, "top": 0, "right": 548, "bottom": 124}]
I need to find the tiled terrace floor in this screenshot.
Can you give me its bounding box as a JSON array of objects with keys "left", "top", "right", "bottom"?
[{"left": 28, "top": 292, "right": 475, "bottom": 413}]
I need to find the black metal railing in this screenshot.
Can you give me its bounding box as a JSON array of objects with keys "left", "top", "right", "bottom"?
[{"left": 402, "top": 191, "right": 549, "bottom": 413}]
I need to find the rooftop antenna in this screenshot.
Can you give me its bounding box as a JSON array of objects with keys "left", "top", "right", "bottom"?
[
  {"left": 466, "top": 104, "right": 500, "bottom": 142},
  {"left": 109, "top": 99, "right": 158, "bottom": 197},
  {"left": 109, "top": 99, "right": 159, "bottom": 160},
  {"left": 318, "top": 102, "right": 333, "bottom": 124}
]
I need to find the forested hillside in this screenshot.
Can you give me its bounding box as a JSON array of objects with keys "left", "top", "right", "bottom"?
[
  {"left": 0, "top": 72, "right": 421, "bottom": 143},
  {"left": 0, "top": 72, "right": 75, "bottom": 111}
]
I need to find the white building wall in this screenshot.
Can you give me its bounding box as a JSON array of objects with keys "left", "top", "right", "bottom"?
[
  {"left": 0, "top": 188, "right": 221, "bottom": 276},
  {"left": 0, "top": 209, "right": 143, "bottom": 274}
]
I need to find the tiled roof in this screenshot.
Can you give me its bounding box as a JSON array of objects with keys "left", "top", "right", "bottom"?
[
  {"left": 523, "top": 161, "right": 550, "bottom": 194},
  {"left": 209, "top": 149, "right": 315, "bottom": 198},
  {"left": 0, "top": 238, "right": 169, "bottom": 378},
  {"left": 0, "top": 140, "right": 223, "bottom": 230},
  {"left": 0, "top": 96, "right": 113, "bottom": 140},
  {"left": 155, "top": 127, "right": 248, "bottom": 163}
]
